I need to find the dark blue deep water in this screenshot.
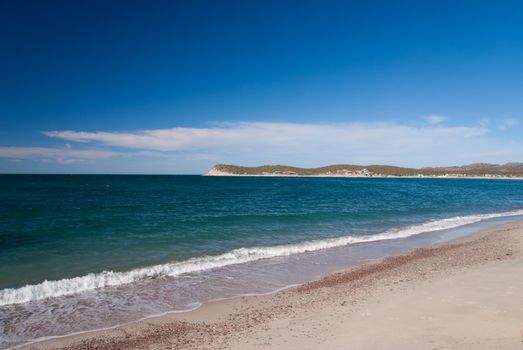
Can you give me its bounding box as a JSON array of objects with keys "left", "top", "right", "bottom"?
[{"left": 2, "top": 175, "right": 523, "bottom": 289}]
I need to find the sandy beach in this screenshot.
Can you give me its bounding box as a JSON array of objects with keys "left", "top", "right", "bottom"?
[{"left": 21, "top": 221, "right": 523, "bottom": 350}]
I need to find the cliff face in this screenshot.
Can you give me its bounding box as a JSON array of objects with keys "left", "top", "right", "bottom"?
[{"left": 205, "top": 167, "right": 237, "bottom": 176}]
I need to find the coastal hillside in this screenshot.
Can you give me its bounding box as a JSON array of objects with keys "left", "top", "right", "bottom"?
[{"left": 206, "top": 163, "right": 523, "bottom": 177}]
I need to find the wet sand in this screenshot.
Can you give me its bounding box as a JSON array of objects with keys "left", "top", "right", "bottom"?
[{"left": 21, "top": 221, "right": 523, "bottom": 350}]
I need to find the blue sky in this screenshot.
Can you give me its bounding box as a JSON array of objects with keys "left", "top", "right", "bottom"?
[{"left": 1, "top": 0, "right": 522, "bottom": 174}]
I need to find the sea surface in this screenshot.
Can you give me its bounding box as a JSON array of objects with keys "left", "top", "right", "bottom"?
[{"left": 1, "top": 175, "right": 523, "bottom": 348}]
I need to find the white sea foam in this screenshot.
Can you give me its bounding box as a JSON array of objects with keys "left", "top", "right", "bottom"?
[{"left": 2, "top": 209, "right": 523, "bottom": 306}]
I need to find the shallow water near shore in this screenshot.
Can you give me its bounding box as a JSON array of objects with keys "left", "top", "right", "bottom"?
[{"left": 1, "top": 175, "right": 523, "bottom": 348}]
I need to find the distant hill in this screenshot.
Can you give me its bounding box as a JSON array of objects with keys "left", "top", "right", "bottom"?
[
  {"left": 425, "top": 163, "right": 523, "bottom": 175},
  {"left": 206, "top": 163, "right": 523, "bottom": 178}
]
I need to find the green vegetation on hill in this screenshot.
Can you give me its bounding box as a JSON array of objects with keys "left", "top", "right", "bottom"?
[{"left": 211, "top": 163, "right": 523, "bottom": 177}]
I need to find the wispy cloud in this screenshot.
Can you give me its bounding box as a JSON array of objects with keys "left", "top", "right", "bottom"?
[
  {"left": 43, "top": 122, "right": 486, "bottom": 153},
  {"left": 498, "top": 118, "right": 519, "bottom": 131},
  {"left": 38, "top": 121, "right": 507, "bottom": 167},
  {"left": 424, "top": 115, "right": 446, "bottom": 125},
  {"left": 2, "top": 120, "right": 522, "bottom": 171},
  {"left": 479, "top": 117, "right": 491, "bottom": 127},
  {"left": 0, "top": 147, "right": 122, "bottom": 164}
]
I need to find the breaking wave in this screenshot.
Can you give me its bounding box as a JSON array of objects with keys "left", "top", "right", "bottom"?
[{"left": 2, "top": 208, "right": 523, "bottom": 306}]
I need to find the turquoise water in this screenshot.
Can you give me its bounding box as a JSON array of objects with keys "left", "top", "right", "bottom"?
[
  {"left": 1, "top": 175, "right": 523, "bottom": 348},
  {"left": 2, "top": 175, "right": 523, "bottom": 289}
]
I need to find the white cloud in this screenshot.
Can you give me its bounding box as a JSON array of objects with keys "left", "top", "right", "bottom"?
[{"left": 424, "top": 115, "right": 446, "bottom": 125}]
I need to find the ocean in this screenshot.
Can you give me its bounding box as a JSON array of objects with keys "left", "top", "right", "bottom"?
[{"left": 1, "top": 175, "right": 523, "bottom": 348}]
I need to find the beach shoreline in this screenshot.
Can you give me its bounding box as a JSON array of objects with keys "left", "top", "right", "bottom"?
[{"left": 19, "top": 220, "right": 523, "bottom": 350}]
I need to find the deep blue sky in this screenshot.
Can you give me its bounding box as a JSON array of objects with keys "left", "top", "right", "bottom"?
[{"left": 1, "top": 0, "right": 522, "bottom": 173}]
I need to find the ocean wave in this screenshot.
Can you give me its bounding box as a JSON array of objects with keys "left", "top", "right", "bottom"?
[{"left": 1, "top": 208, "right": 523, "bottom": 306}]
